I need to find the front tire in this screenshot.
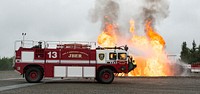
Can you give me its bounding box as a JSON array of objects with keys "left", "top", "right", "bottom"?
[
  {"left": 25, "top": 67, "right": 43, "bottom": 83},
  {"left": 98, "top": 68, "right": 114, "bottom": 84}
]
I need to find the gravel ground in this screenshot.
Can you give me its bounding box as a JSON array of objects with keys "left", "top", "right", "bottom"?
[
  {"left": 1, "top": 71, "right": 200, "bottom": 94},
  {"left": 1, "top": 77, "right": 200, "bottom": 94},
  {"left": 0, "top": 71, "right": 22, "bottom": 79}
]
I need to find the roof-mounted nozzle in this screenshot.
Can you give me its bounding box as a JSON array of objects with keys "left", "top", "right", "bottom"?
[{"left": 124, "top": 45, "right": 128, "bottom": 51}]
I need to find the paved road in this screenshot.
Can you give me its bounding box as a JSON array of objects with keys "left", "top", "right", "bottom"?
[
  {"left": 1, "top": 71, "right": 200, "bottom": 94},
  {"left": 0, "top": 71, "right": 21, "bottom": 80}
]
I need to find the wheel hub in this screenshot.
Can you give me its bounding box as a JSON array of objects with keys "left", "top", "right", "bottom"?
[
  {"left": 102, "top": 72, "right": 110, "bottom": 80},
  {"left": 30, "top": 71, "right": 37, "bottom": 80}
]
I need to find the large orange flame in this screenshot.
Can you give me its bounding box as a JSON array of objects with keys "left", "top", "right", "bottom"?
[
  {"left": 97, "top": 18, "right": 173, "bottom": 76},
  {"left": 97, "top": 16, "right": 118, "bottom": 47},
  {"left": 129, "top": 19, "right": 172, "bottom": 76},
  {"left": 145, "top": 20, "right": 166, "bottom": 48}
]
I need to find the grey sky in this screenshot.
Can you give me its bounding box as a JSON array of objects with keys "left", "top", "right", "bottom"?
[{"left": 0, "top": 0, "right": 200, "bottom": 57}]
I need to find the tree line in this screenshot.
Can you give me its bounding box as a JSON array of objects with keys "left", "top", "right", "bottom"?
[
  {"left": 180, "top": 40, "right": 200, "bottom": 64},
  {"left": 0, "top": 57, "right": 14, "bottom": 70}
]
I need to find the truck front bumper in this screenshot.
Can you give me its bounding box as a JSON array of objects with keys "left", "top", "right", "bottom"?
[{"left": 128, "top": 62, "right": 137, "bottom": 72}]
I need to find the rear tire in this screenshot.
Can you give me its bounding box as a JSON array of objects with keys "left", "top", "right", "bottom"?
[
  {"left": 98, "top": 68, "right": 114, "bottom": 84},
  {"left": 25, "top": 67, "right": 43, "bottom": 83}
]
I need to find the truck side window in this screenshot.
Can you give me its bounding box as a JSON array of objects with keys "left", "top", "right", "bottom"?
[
  {"left": 109, "top": 53, "right": 117, "bottom": 60},
  {"left": 118, "top": 53, "right": 127, "bottom": 60}
]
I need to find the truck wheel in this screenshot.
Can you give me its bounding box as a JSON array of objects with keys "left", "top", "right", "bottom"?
[
  {"left": 25, "top": 67, "right": 43, "bottom": 83},
  {"left": 98, "top": 68, "right": 114, "bottom": 84}
]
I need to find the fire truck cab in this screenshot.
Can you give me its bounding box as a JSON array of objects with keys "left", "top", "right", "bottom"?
[{"left": 13, "top": 40, "right": 136, "bottom": 84}]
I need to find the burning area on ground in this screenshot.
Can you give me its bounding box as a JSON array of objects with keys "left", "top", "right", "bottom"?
[{"left": 90, "top": 0, "right": 188, "bottom": 76}]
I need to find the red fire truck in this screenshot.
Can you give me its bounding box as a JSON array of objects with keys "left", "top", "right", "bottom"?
[{"left": 13, "top": 40, "right": 136, "bottom": 84}]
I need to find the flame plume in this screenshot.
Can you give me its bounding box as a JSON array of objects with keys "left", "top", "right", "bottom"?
[
  {"left": 129, "top": 19, "right": 172, "bottom": 76},
  {"left": 97, "top": 18, "right": 173, "bottom": 76},
  {"left": 93, "top": 0, "right": 173, "bottom": 76},
  {"left": 97, "top": 16, "right": 118, "bottom": 47}
]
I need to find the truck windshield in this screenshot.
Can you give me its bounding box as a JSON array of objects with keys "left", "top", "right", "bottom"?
[{"left": 118, "top": 53, "right": 127, "bottom": 60}]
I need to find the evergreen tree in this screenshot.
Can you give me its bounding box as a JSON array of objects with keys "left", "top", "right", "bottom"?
[
  {"left": 191, "top": 40, "right": 197, "bottom": 53},
  {"left": 180, "top": 42, "right": 190, "bottom": 63},
  {"left": 190, "top": 40, "right": 198, "bottom": 64},
  {"left": 197, "top": 45, "right": 200, "bottom": 62},
  {"left": 180, "top": 41, "right": 200, "bottom": 64}
]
